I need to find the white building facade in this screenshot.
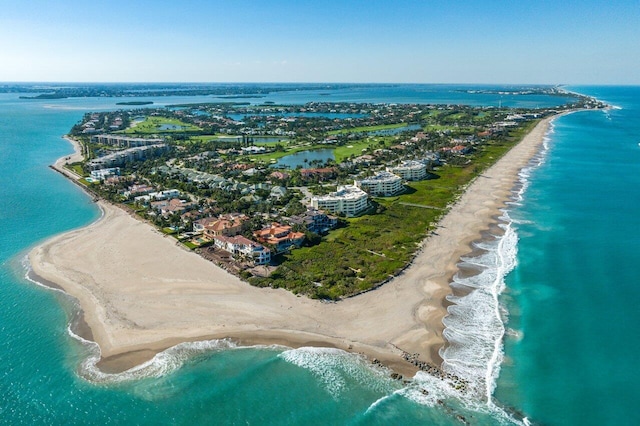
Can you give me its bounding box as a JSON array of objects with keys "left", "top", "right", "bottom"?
[
  {"left": 387, "top": 160, "right": 427, "bottom": 181},
  {"left": 356, "top": 172, "right": 404, "bottom": 196},
  {"left": 311, "top": 185, "right": 369, "bottom": 217}
]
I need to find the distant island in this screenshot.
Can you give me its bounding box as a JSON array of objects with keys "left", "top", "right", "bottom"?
[
  {"left": 116, "top": 101, "right": 154, "bottom": 106},
  {"left": 215, "top": 95, "right": 266, "bottom": 99},
  {"left": 4, "top": 82, "right": 384, "bottom": 100},
  {"left": 19, "top": 93, "right": 68, "bottom": 99}
]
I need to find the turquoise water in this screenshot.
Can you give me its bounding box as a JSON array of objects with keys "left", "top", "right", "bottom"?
[
  {"left": 0, "top": 86, "right": 637, "bottom": 424},
  {"left": 495, "top": 86, "right": 640, "bottom": 425}
]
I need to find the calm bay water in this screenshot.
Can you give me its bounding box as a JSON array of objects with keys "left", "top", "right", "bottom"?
[{"left": 0, "top": 85, "right": 636, "bottom": 424}]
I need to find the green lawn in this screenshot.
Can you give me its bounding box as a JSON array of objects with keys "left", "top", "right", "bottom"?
[
  {"left": 328, "top": 123, "right": 409, "bottom": 135},
  {"left": 333, "top": 137, "right": 392, "bottom": 162},
  {"left": 123, "top": 117, "right": 201, "bottom": 134}
]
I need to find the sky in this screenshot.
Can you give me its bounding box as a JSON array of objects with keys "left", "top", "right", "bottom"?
[{"left": 0, "top": 0, "right": 638, "bottom": 84}]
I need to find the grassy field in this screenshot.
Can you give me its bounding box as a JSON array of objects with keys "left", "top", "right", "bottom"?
[
  {"left": 251, "top": 121, "right": 539, "bottom": 299},
  {"left": 123, "top": 117, "right": 201, "bottom": 134},
  {"left": 328, "top": 123, "right": 409, "bottom": 135},
  {"left": 332, "top": 136, "right": 393, "bottom": 162}
]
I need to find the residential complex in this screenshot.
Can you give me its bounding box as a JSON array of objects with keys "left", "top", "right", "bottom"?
[
  {"left": 91, "top": 134, "right": 164, "bottom": 148},
  {"left": 88, "top": 144, "right": 169, "bottom": 170},
  {"left": 310, "top": 185, "right": 369, "bottom": 217},
  {"left": 355, "top": 171, "right": 404, "bottom": 196},
  {"left": 387, "top": 160, "right": 428, "bottom": 181}
]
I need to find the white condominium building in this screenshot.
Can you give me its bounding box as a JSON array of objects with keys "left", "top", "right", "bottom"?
[
  {"left": 356, "top": 171, "right": 404, "bottom": 196},
  {"left": 311, "top": 185, "right": 369, "bottom": 217},
  {"left": 387, "top": 160, "right": 427, "bottom": 181}
]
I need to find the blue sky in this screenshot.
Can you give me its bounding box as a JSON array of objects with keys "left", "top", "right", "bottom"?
[{"left": 0, "top": 0, "right": 638, "bottom": 84}]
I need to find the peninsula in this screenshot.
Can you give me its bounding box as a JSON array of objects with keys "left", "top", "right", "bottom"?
[{"left": 30, "top": 104, "right": 561, "bottom": 378}]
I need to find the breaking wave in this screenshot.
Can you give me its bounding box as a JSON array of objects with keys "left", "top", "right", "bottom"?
[
  {"left": 278, "top": 347, "right": 395, "bottom": 399},
  {"left": 74, "top": 334, "right": 237, "bottom": 384},
  {"left": 434, "top": 121, "right": 555, "bottom": 423}
]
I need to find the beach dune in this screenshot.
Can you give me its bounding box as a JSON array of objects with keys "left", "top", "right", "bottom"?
[{"left": 29, "top": 117, "right": 554, "bottom": 376}]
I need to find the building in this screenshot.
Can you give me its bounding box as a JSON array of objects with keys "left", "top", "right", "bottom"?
[
  {"left": 289, "top": 208, "right": 338, "bottom": 234},
  {"left": 387, "top": 160, "right": 428, "bottom": 181},
  {"left": 310, "top": 185, "right": 369, "bottom": 217},
  {"left": 90, "top": 167, "right": 120, "bottom": 180},
  {"left": 300, "top": 167, "right": 337, "bottom": 180},
  {"left": 212, "top": 235, "right": 271, "bottom": 265},
  {"left": 91, "top": 134, "right": 164, "bottom": 148},
  {"left": 88, "top": 144, "right": 169, "bottom": 170},
  {"left": 150, "top": 198, "right": 194, "bottom": 217},
  {"left": 134, "top": 189, "right": 180, "bottom": 204},
  {"left": 199, "top": 213, "right": 248, "bottom": 238},
  {"left": 356, "top": 171, "right": 404, "bottom": 196},
  {"left": 253, "top": 223, "right": 305, "bottom": 254}
]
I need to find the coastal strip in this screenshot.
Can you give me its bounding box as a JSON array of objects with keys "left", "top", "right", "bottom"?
[{"left": 28, "top": 116, "right": 556, "bottom": 379}]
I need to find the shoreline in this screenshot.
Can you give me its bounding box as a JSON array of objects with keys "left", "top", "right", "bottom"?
[{"left": 28, "top": 117, "right": 557, "bottom": 380}]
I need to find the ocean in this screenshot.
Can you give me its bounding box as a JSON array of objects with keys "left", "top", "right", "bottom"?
[{"left": 0, "top": 85, "right": 637, "bottom": 425}]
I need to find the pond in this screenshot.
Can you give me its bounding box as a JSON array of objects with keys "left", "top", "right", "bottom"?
[
  {"left": 159, "top": 124, "right": 188, "bottom": 130},
  {"left": 249, "top": 136, "right": 289, "bottom": 144},
  {"left": 272, "top": 149, "right": 335, "bottom": 169}
]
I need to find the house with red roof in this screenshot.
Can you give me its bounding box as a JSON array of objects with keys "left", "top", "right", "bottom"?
[{"left": 253, "top": 223, "right": 305, "bottom": 254}]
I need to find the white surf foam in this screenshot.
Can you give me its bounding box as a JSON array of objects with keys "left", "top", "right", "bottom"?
[
  {"left": 435, "top": 121, "right": 556, "bottom": 424},
  {"left": 278, "top": 347, "right": 394, "bottom": 399},
  {"left": 75, "top": 337, "right": 237, "bottom": 384}
]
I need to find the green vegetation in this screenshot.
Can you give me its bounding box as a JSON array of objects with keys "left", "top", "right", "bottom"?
[
  {"left": 329, "top": 123, "right": 408, "bottom": 135},
  {"left": 123, "top": 116, "right": 201, "bottom": 134},
  {"left": 251, "top": 123, "right": 537, "bottom": 299},
  {"left": 70, "top": 93, "right": 598, "bottom": 300},
  {"left": 116, "top": 101, "right": 154, "bottom": 106}
]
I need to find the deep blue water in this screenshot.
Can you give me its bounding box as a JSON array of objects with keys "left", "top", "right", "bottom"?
[{"left": 0, "top": 85, "right": 637, "bottom": 424}]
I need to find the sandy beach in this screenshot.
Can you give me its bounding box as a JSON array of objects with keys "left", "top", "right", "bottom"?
[{"left": 29, "top": 118, "right": 554, "bottom": 377}]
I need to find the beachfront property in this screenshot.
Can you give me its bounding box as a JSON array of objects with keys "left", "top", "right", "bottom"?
[
  {"left": 90, "top": 167, "right": 120, "bottom": 181},
  {"left": 88, "top": 144, "right": 169, "bottom": 170},
  {"left": 212, "top": 234, "right": 271, "bottom": 265},
  {"left": 387, "top": 160, "right": 428, "bottom": 181},
  {"left": 253, "top": 223, "right": 305, "bottom": 254},
  {"left": 355, "top": 171, "right": 404, "bottom": 196},
  {"left": 150, "top": 198, "right": 195, "bottom": 217},
  {"left": 289, "top": 208, "right": 338, "bottom": 235},
  {"left": 134, "top": 189, "right": 180, "bottom": 203},
  {"left": 196, "top": 213, "right": 248, "bottom": 238},
  {"left": 310, "top": 185, "right": 369, "bottom": 217},
  {"left": 122, "top": 184, "right": 155, "bottom": 198},
  {"left": 90, "top": 134, "right": 164, "bottom": 148}
]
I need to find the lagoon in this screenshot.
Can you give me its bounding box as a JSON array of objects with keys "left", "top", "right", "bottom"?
[{"left": 272, "top": 148, "right": 335, "bottom": 169}]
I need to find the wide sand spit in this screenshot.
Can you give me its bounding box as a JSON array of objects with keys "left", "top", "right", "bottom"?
[{"left": 29, "top": 117, "right": 554, "bottom": 376}]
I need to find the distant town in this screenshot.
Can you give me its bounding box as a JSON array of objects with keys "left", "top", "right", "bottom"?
[{"left": 64, "top": 92, "right": 604, "bottom": 299}]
